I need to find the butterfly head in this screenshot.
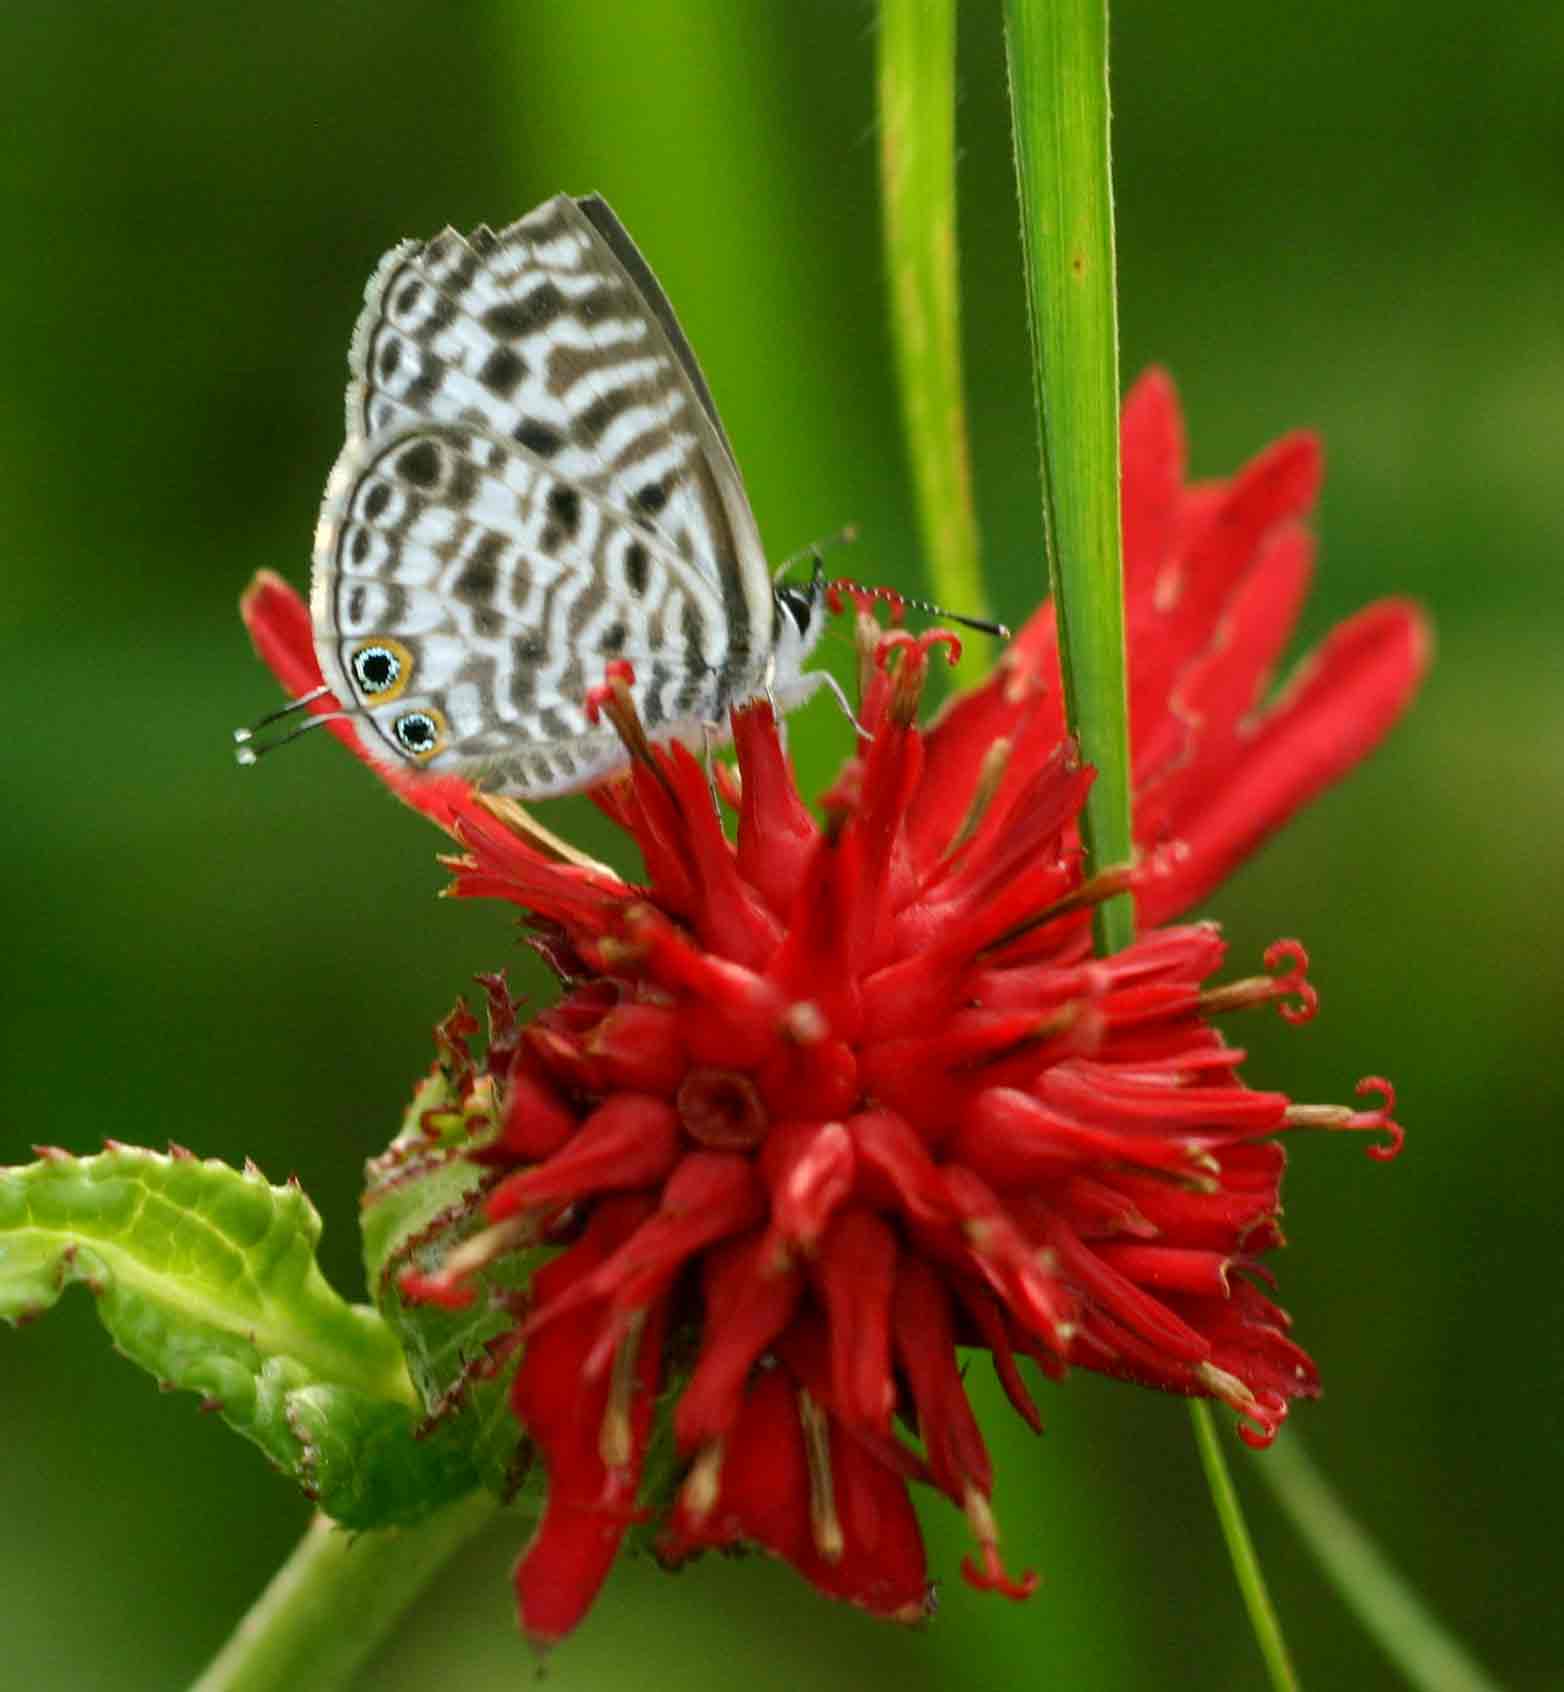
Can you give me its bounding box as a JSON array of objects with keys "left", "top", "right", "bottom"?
[{"left": 770, "top": 559, "right": 831, "bottom": 688}]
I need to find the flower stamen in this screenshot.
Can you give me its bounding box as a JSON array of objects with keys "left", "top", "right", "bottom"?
[
  {"left": 959, "top": 1486, "right": 1039, "bottom": 1600},
  {"left": 601, "top": 1309, "right": 649, "bottom": 1471},
  {"left": 1284, "top": 1075, "right": 1403, "bottom": 1159},
  {"left": 1198, "top": 937, "right": 1319, "bottom": 1023},
  {"left": 798, "top": 1388, "right": 844, "bottom": 1564}
]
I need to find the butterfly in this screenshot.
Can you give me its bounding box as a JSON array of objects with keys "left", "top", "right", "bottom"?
[{"left": 255, "top": 193, "right": 840, "bottom": 798}]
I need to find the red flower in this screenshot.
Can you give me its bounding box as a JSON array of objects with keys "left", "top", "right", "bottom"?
[{"left": 242, "top": 371, "right": 1428, "bottom": 1643}]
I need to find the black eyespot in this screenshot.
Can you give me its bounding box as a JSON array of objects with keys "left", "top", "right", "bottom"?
[
  {"left": 352, "top": 644, "right": 401, "bottom": 695},
  {"left": 777, "top": 585, "right": 815, "bottom": 637},
  {"left": 394, "top": 712, "right": 440, "bottom": 754}
]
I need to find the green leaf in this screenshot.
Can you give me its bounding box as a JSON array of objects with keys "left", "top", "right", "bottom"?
[
  {"left": 0, "top": 1142, "right": 475, "bottom": 1529},
  {"left": 361, "top": 1069, "right": 548, "bottom": 1504}
]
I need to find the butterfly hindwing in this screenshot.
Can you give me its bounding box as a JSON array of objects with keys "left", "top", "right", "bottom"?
[{"left": 312, "top": 416, "right": 742, "bottom": 795}]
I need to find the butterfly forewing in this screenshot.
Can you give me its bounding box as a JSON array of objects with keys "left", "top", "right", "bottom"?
[{"left": 311, "top": 195, "right": 786, "bottom": 798}]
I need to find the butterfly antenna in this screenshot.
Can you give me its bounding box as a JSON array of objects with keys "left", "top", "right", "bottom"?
[
  {"left": 233, "top": 690, "right": 354, "bottom": 766},
  {"left": 776, "top": 523, "right": 860, "bottom": 582},
  {"left": 829, "top": 578, "right": 1011, "bottom": 641},
  {"left": 233, "top": 684, "right": 331, "bottom": 747}
]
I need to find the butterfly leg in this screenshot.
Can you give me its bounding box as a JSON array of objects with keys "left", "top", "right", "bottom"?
[{"left": 771, "top": 667, "right": 869, "bottom": 740}]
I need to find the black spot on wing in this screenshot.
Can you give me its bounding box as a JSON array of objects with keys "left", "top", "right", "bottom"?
[
  {"left": 456, "top": 555, "right": 498, "bottom": 602},
  {"left": 480, "top": 345, "right": 526, "bottom": 398},
  {"left": 513, "top": 420, "right": 564, "bottom": 457},
  {"left": 625, "top": 541, "right": 650, "bottom": 597},
  {"left": 483, "top": 282, "right": 565, "bottom": 339},
  {"left": 546, "top": 485, "right": 581, "bottom": 539},
  {"left": 396, "top": 440, "right": 442, "bottom": 489},
  {"left": 364, "top": 482, "right": 391, "bottom": 521}
]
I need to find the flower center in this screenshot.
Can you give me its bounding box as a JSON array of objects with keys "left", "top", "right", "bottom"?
[{"left": 677, "top": 1068, "right": 769, "bottom": 1150}]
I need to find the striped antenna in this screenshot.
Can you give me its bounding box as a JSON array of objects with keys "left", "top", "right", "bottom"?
[{"left": 828, "top": 577, "right": 1011, "bottom": 641}]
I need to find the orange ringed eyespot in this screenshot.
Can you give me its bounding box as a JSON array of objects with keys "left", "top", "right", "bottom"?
[
  {"left": 392, "top": 706, "right": 447, "bottom": 762},
  {"left": 349, "top": 637, "right": 415, "bottom": 704}
]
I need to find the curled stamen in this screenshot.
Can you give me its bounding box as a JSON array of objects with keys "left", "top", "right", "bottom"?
[
  {"left": 958, "top": 1486, "right": 1039, "bottom": 1600},
  {"left": 873, "top": 627, "right": 964, "bottom": 671},
  {"left": 1198, "top": 938, "right": 1318, "bottom": 1024},
  {"left": 1264, "top": 939, "right": 1319, "bottom": 1024},
  {"left": 1285, "top": 1076, "right": 1403, "bottom": 1160}
]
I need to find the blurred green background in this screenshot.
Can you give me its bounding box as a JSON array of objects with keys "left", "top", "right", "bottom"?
[{"left": 4, "top": 3, "right": 1559, "bottom": 1688}]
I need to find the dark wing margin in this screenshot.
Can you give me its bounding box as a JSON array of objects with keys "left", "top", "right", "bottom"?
[{"left": 574, "top": 194, "right": 740, "bottom": 474}]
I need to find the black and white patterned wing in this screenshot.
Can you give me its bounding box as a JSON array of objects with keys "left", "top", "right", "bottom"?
[
  {"left": 311, "top": 415, "right": 741, "bottom": 799},
  {"left": 338, "top": 194, "right": 775, "bottom": 688}
]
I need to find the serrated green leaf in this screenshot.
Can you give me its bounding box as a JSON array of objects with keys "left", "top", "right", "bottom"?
[{"left": 0, "top": 1144, "right": 481, "bottom": 1529}]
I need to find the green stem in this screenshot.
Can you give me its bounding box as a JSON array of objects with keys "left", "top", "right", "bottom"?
[
  {"left": 1190, "top": 1404, "right": 1300, "bottom": 1692},
  {"left": 1253, "top": 1435, "right": 1506, "bottom": 1692},
  {"left": 190, "top": 1492, "right": 501, "bottom": 1692},
  {"left": 1003, "top": 1, "right": 1292, "bottom": 1680},
  {"left": 876, "top": 0, "right": 994, "bottom": 656},
  {"left": 1001, "top": 0, "right": 1132, "bottom": 956}
]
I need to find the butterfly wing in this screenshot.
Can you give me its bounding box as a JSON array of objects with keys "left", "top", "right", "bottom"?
[
  {"left": 313, "top": 196, "right": 777, "bottom": 795},
  {"left": 311, "top": 415, "right": 741, "bottom": 796}
]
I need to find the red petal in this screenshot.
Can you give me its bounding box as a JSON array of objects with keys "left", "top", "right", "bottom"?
[
  {"left": 239, "top": 570, "right": 497, "bottom": 839},
  {"left": 1120, "top": 367, "right": 1185, "bottom": 584},
  {"left": 811, "top": 1209, "right": 899, "bottom": 1435},
  {"left": 510, "top": 1197, "right": 663, "bottom": 1646},
  {"left": 1139, "top": 598, "right": 1432, "bottom": 924}
]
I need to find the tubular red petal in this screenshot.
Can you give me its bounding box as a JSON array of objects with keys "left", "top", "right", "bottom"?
[
  {"left": 477, "top": 1062, "right": 578, "bottom": 1170},
  {"left": 754, "top": 1029, "right": 860, "bottom": 1122},
  {"left": 510, "top": 1198, "right": 663, "bottom": 1647},
  {"left": 676, "top": 1234, "right": 804, "bottom": 1450},
  {"left": 892, "top": 1256, "right": 993, "bottom": 1501},
  {"left": 527, "top": 1153, "right": 767, "bottom": 1349},
  {"left": 580, "top": 1002, "right": 686, "bottom": 1095},
  {"left": 486, "top": 1094, "right": 682, "bottom": 1221},
  {"left": 761, "top": 1120, "right": 857, "bottom": 1260},
  {"left": 847, "top": 1109, "right": 953, "bottom": 1224},
  {"left": 1046, "top": 1218, "right": 1212, "bottom": 1363},
  {"left": 812, "top": 1209, "right": 899, "bottom": 1434},
  {"left": 734, "top": 699, "right": 820, "bottom": 914},
  {"left": 661, "top": 741, "right": 784, "bottom": 969},
  {"left": 942, "top": 1165, "right": 1075, "bottom": 1351}
]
